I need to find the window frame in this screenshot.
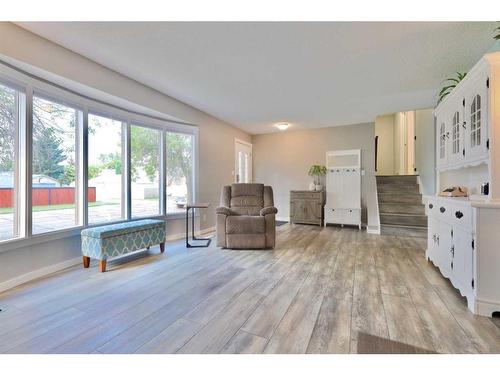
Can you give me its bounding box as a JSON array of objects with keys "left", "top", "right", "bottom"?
[
  {"left": 31, "top": 91, "right": 84, "bottom": 234},
  {"left": 87, "top": 110, "right": 128, "bottom": 225},
  {"left": 0, "top": 77, "right": 27, "bottom": 241},
  {"left": 0, "top": 61, "right": 199, "bottom": 252}
]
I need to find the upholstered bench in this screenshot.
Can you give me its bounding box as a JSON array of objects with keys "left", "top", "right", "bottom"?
[{"left": 81, "top": 219, "right": 166, "bottom": 272}]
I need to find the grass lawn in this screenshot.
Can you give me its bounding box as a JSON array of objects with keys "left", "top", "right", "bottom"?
[{"left": 0, "top": 201, "right": 119, "bottom": 214}]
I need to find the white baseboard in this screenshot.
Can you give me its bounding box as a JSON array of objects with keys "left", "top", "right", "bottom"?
[
  {"left": 166, "top": 226, "right": 215, "bottom": 241},
  {"left": 0, "top": 256, "right": 82, "bottom": 293},
  {"left": 0, "top": 227, "right": 216, "bottom": 294},
  {"left": 366, "top": 225, "right": 381, "bottom": 235}
]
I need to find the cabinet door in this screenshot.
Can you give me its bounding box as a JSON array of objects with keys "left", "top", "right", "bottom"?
[
  {"left": 452, "top": 228, "right": 474, "bottom": 292},
  {"left": 437, "top": 220, "right": 453, "bottom": 277},
  {"left": 436, "top": 117, "right": 449, "bottom": 168},
  {"left": 427, "top": 217, "right": 438, "bottom": 262},
  {"left": 448, "top": 109, "right": 465, "bottom": 165},
  {"left": 304, "top": 199, "right": 321, "bottom": 222},
  {"left": 291, "top": 200, "right": 305, "bottom": 221},
  {"left": 465, "top": 75, "right": 489, "bottom": 162}
]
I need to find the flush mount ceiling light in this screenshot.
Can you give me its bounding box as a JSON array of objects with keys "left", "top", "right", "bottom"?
[{"left": 275, "top": 122, "right": 290, "bottom": 131}]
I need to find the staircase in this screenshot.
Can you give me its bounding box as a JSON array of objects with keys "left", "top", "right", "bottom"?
[{"left": 376, "top": 175, "right": 427, "bottom": 238}]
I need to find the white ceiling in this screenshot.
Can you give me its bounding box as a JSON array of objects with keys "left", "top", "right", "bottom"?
[{"left": 17, "top": 22, "right": 497, "bottom": 134}]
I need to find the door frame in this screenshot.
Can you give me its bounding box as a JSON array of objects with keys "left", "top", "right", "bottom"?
[{"left": 234, "top": 138, "right": 253, "bottom": 183}]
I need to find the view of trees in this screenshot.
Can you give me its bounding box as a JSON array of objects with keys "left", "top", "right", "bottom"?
[
  {"left": 0, "top": 84, "right": 16, "bottom": 174},
  {"left": 32, "top": 96, "right": 77, "bottom": 185},
  {"left": 1, "top": 84, "right": 193, "bottom": 202}
]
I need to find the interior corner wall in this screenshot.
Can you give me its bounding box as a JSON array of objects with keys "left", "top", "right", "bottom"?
[
  {"left": 415, "top": 108, "right": 436, "bottom": 196},
  {"left": 252, "top": 122, "right": 377, "bottom": 230},
  {"left": 374, "top": 114, "right": 395, "bottom": 175},
  {"left": 0, "top": 22, "right": 250, "bottom": 288}
]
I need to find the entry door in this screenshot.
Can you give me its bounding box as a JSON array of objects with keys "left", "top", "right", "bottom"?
[{"left": 235, "top": 139, "right": 252, "bottom": 183}]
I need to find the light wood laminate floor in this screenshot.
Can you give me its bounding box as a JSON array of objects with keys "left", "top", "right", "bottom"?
[{"left": 1, "top": 224, "right": 500, "bottom": 354}]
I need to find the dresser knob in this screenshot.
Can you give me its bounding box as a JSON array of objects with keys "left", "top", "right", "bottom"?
[
  {"left": 428, "top": 204, "right": 433, "bottom": 209},
  {"left": 455, "top": 211, "right": 463, "bottom": 219},
  {"left": 440, "top": 207, "right": 446, "bottom": 213}
]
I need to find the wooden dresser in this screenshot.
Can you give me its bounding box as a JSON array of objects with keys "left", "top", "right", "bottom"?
[{"left": 290, "top": 190, "right": 326, "bottom": 226}]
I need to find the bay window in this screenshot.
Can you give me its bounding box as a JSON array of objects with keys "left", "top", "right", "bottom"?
[
  {"left": 0, "top": 82, "right": 25, "bottom": 241},
  {"left": 0, "top": 62, "right": 198, "bottom": 247},
  {"left": 88, "top": 113, "right": 126, "bottom": 224},
  {"left": 31, "top": 95, "right": 82, "bottom": 234},
  {"left": 130, "top": 125, "right": 162, "bottom": 218},
  {"left": 166, "top": 131, "right": 194, "bottom": 214}
]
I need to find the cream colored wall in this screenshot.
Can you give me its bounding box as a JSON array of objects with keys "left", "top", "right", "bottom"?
[
  {"left": 374, "top": 114, "right": 395, "bottom": 175},
  {"left": 252, "top": 122, "right": 378, "bottom": 230},
  {"left": 415, "top": 108, "right": 436, "bottom": 195},
  {"left": 0, "top": 23, "right": 250, "bottom": 287}
]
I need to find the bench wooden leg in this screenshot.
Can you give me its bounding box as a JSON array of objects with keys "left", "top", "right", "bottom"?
[
  {"left": 160, "top": 242, "right": 165, "bottom": 253},
  {"left": 99, "top": 260, "right": 107, "bottom": 273},
  {"left": 83, "top": 256, "right": 90, "bottom": 268}
]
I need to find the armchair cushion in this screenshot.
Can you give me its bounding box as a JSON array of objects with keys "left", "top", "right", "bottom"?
[
  {"left": 215, "top": 206, "right": 238, "bottom": 216},
  {"left": 260, "top": 206, "right": 278, "bottom": 216},
  {"left": 226, "top": 216, "right": 266, "bottom": 234}
]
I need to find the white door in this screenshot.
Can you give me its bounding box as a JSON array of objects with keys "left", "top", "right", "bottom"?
[
  {"left": 235, "top": 139, "right": 252, "bottom": 183},
  {"left": 406, "top": 111, "right": 416, "bottom": 175}
]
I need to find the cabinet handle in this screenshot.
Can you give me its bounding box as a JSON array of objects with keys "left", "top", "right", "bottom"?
[
  {"left": 455, "top": 211, "right": 463, "bottom": 219},
  {"left": 462, "top": 121, "right": 466, "bottom": 129},
  {"left": 436, "top": 235, "right": 439, "bottom": 246},
  {"left": 440, "top": 207, "right": 446, "bottom": 213},
  {"left": 450, "top": 246, "right": 454, "bottom": 256},
  {"left": 445, "top": 132, "right": 450, "bottom": 139},
  {"left": 428, "top": 204, "right": 433, "bottom": 209}
]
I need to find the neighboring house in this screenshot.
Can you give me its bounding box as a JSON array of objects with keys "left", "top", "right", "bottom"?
[{"left": 0, "top": 172, "right": 61, "bottom": 188}]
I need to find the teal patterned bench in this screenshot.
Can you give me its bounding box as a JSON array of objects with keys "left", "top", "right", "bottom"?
[{"left": 81, "top": 219, "right": 166, "bottom": 272}]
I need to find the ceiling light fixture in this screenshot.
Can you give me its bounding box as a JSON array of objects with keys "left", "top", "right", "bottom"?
[{"left": 275, "top": 122, "right": 290, "bottom": 131}]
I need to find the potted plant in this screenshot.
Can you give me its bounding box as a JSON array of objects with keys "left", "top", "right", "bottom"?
[{"left": 308, "top": 165, "right": 327, "bottom": 191}]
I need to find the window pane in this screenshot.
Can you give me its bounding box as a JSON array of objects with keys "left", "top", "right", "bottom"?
[
  {"left": 88, "top": 114, "right": 125, "bottom": 224},
  {"left": 131, "top": 125, "right": 161, "bottom": 217},
  {"left": 32, "top": 96, "right": 80, "bottom": 234},
  {"left": 166, "top": 132, "right": 193, "bottom": 214},
  {"left": 0, "top": 83, "right": 20, "bottom": 241}
]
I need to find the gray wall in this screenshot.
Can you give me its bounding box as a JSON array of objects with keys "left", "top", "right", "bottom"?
[
  {"left": 252, "top": 122, "right": 378, "bottom": 230},
  {"left": 0, "top": 23, "right": 250, "bottom": 287},
  {"left": 415, "top": 108, "right": 436, "bottom": 196}
]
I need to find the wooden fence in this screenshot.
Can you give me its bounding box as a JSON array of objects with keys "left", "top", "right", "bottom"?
[{"left": 0, "top": 187, "right": 96, "bottom": 208}]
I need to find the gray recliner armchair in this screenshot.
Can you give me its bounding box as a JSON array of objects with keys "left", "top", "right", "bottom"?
[{"left": 216, "top": 183, "right": 278, "bottom": 249}]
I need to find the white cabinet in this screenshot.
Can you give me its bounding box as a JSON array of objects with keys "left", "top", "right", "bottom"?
[
  {"left": 464, "top": 73, "right": 489, "bottom": 163},
  {"left": 425, "top": 196, "right": 500, "bottom": 316},
  {"left": 436, "top": 117, "right": 449, "bottom": 168},
  {"left": 452, "top": 227, "right": 473, "bottom": 294},
  {"left": 325, "top": 149, "right": 362, "bottom": 229},
  {"left": 426, "top": 51, "right": 500, "bottom": 317},
  {"left": 434, "top": 60, "right": 490, "bottom": 171}
]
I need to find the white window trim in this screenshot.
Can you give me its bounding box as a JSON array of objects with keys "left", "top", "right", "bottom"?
[{"left": 0, "top": 60, "right": 199, "bottom": 253}]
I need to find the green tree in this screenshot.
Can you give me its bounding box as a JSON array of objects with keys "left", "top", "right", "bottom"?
[
  {"left": 99, "top": 153, "right": 122, "bottom": 175},
  {"left": 0, "top": 85, "right": 16, "bottom": 172},
  {"left": 32, "top": 126, "right": 66, "bottom": 181},
  {"left": 166, "top": 133, "right": 192, "bottom": 202},
  {"left": 32, "top": 97, "right": 76, "bottom": 185},
  {"left": 130, "top": 126, "right": 160, "bottom": 182}
]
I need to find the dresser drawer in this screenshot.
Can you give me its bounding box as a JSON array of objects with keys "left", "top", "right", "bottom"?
[{"left": 290, "top": 192, "right": 322, "bottom": 200}]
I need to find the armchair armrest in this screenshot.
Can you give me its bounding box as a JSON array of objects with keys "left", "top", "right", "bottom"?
[
  {"left": 260, "top": 206, "right": 278, "bottom": 216},
  {"left": 216, "top": 206, "right": 238, "bottom": 216}
]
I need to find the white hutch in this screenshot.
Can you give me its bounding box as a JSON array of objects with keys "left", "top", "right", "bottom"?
[
  {"left": 425, "top": 51, "right": 500, "bottom": 316},
  {"left": 324, "top": 149, "right": 362, "bottom": 229}
]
